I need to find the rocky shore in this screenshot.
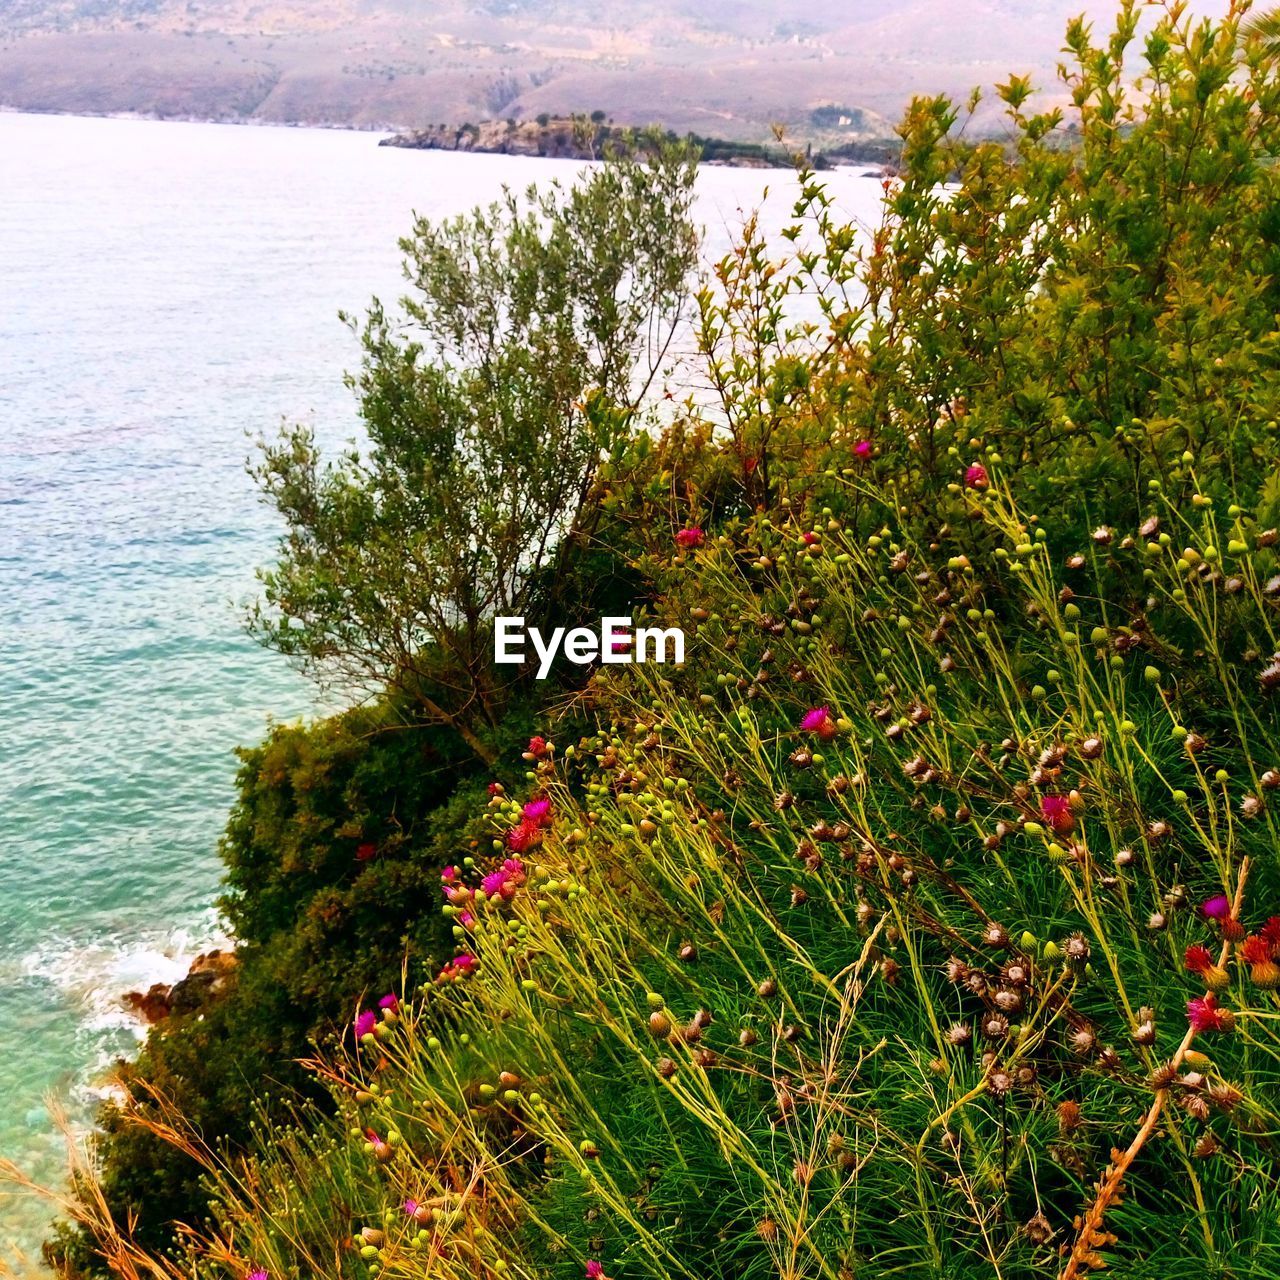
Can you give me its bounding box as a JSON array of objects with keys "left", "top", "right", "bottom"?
[{"left": 122, "top": 948, "right": 238, "bottom": 1024}]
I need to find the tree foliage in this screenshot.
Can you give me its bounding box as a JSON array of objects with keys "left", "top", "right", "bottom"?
[{"left": 250, "top": 141, "right": 698, "bottom": 762}]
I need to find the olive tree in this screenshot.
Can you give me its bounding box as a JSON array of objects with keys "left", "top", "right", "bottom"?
[{"left": 250, "top": 138, "right": 699, "bottom": 762}]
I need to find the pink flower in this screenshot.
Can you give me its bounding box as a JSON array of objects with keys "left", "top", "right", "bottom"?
[
  {"left": 453, "top": 954, "right": 477, "bottom": 972},
  {"left": 353, "top": 1009, "right": 377, "bottom": 1040},
  {"left": 799, "top": 706, "right": 837, "bottom": 741},
  {"left": 675, "top": 526, "right": 705, "bottom": 550},
  {"left": 854, "top": 439, "right": 872, "bottom": 459},
  {"left": 1039, "top": 794, "right": 1074, "bottom": 835},
  {"left": 523, "top": 797, "right": 553, "bottom": 826},
  {"left": 964, "top": 463, "right": 989, "bottom": 489},
  {"left": 378, "top": 993, "right": 399, "bottom": 1013},
  {"left": 505, "top": 818, "right": 541, "bottom": 853},
  {"left": 586, "top": 1264, "right": 607, "bottom": 1280},
  {"left": 487, "top": 781, "right": 504, "bottom": 796},
  {"left": 1202, "top": 894, "right": 1231, "bottom": 920},
  {"left": 526, "top": 736, "right": 549, "bottom": 758},
  {"left": 247, "top": 1270, "right": 268, "bottom": 1280},
  {"left": 482, "top": 856, "right": 526, "bottom": 899},
  {"left": 1187, "top": 992, "right": 1233, "bottom": 1033},
  {"left": 458, "top": 910, "right": 475, "bottom": 928},
  {"left": 402, "top": 1199, "right": 419, "bottom": 1216}
]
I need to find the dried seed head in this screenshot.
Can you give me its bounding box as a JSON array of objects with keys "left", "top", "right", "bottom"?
[
  {"left": 657, "top": 1057, "right": 677, "bottom": 1078},
  {"left": 1079, "top": 736, "right": 1104, "bottom": 759},
  {"left": 757, "top": 977, "right": 778, "bottom": 997},
  {"left": 648, "top": 1011, "right": 673, "bottom": 1039},
  {"left": 982, "top": 1012, "right": 1011, "bottom": 1041},
  {"left": 1194, "top": 1133, "right": 1220, "bottom": 1159},
  {"left": 1024, "top": 1211, "right": 1055, "bottom": 1245},
  {"left": 1057, "top": 1099, "right": 1081, "bottom": 1133},
  {"left": 738, "top": 1027, "right": 759, "bottom": 1047},
  {"left": 944, "top": 956, "right": 969, "bottom": 983},
  {"left": 989, "top": 1068, "right": 1013, "bottom": 1095},
  {"left": 1063, "top": 933, "right": 1091, "bottom": 966},
  {"left": 1132, "top": 1008, "right": 1156, "bottom": 1046},
  {"left": 946, "top": 1022, "right": 973, "bottom": 1046},
  {"left": 756, "top": 1217, "right": 778, "bottom": 1243},
  {"left": 1148, "top": 911, "right": 1168, "bottom": 932},
  {"left": 984, "top": 921, "right": 1010, "bottom": 948},
  {"left": 1151, "top": 1060, "right": 1179, "bottom": 1088},
  {"left": 1069, "top": 1025, "right": 1098, "bottom": 1055},
  {"left": 1115, "top": 847, "right": 1135, "bottom": 867},
  {"left": 995, "top": 987, "right": 1024, "bottom": 1014}
]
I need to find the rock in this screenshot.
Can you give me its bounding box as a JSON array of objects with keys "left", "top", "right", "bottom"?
[
  {"left": 169, "top": 949, "right": 239, "bottom": 1016},
  {"left": 122, "top": 982, "right": 172, "bottom": 1024}
]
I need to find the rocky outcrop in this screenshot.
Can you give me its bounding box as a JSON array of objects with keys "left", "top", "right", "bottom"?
[{"left": 122, "top": 949, "right": 239, "bottom": 1025}]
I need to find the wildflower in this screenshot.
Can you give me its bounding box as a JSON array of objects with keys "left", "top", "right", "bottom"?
[
  {"left": 586, "top": 1264, "right": 608, "bottom": 1280},
  {"left": 964, "top": 463, "right": 989, "bottom": 489},
  {"left": 1040, "top": 794, "right": 1074, "bottom": 834},
  {"left": 854, "top": 439, "right": 872, "bottom": 458},
  {"left": 355, "top": 842, "right": 377, "bottom": 862},
  {"left": 482, "top": 856, "right": 526, "bottom": 900},
  {"left": 799, "top": 705, "right": 838, "bottom": 741},
  {"left": 1185, "top": 944, "right": 1229, "bottom": 990},
  {"left": 1241, "top": 935, "right": 1280, "bottom": 988},
  {"left": 354, "top": 1009, "right": 377, "bottom": 1041},
  {"left": 437, "top": 953, "right": 478, "bottom": 984},
  {"left": 522, "top": 796, "right": 553, "bottom": 826},
  {"left": 505, "top": 819, "right": 541, "bottom": 853},
  {"left": 378, "top": 993, "right": 399, "bottom": 1013},
  {"left": 1263, "top": 916, "right": 1280, "bottom": 947},
  {"left": 1187, "top": 992, "right": 1234, "bottom": 1034},
  {"left": 487, "top": 781, "right": 504, "bottom": 797},
  {"left": 1202, "top": 894, "right": 1231, "bottom": 920},
  {"left": 247, "top": 1270, "right": 268, "bottom": 1280},
  {"left": 402, "top": 1199, "right": 418, "bottom": 1216},
  {"left": 525, "top": 736, "right": 549, "bottom": 760},
  {"left": 675, "top": 526, "right": 705, "bottom": 550}
]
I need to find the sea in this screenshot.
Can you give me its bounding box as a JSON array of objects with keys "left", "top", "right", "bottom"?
[{"left": 0, "top": 108, "right": 885, "bottom": 1263}]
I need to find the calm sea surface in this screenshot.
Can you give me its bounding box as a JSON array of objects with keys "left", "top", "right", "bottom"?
[{"left": 0, "top": 109, "right": 884, "bottom": 1259}]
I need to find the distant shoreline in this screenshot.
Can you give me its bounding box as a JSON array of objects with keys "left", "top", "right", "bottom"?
[
  {"left": 380, "top": 115, "right": 901, "bottom": 173},
  {"left": 1, "top": 105, "right": 901, "bottom": 173}
]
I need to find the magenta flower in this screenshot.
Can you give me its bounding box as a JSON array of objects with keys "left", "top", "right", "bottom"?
[
  {"left": 247, "top": 1270, "right": 268, "bottom": 1280},
  {"left": 353, "top": 1009, "right": 377, "bottom": 1040},
  {"left": 675, "top": 526, "right": 705, "bottom": 550},
  {"left": 1187, "top": 992, "right": 1231, "bottom": 1033},
  {"left": 964, "top": 463, "right": 989, "bottom": 489},
  {"left": 1202, "top": 894, "right": 1231, "bottom": 920},
  {"left": 586, "top": 1264, "right": 607, "bottom": 1280},
  {"left": 402, "top": 1199, "right": 419, "bottom": 1216},
  {"left": 523, "top": 797, "right": 553, "bottom": 826},
  {"left": 482, "top": 856, "right": 526, "bottom": 899},
  {"left": 1040, "top": 794, "right": 1074, "bottom": 834},
  {"left": 453, "top": 954, "right": 477, "bottom": 972},
  {"left": 378, "top": 993, "right": 399, "bottom": 1013},
  {"left": 854, "top": 439, "right": 872, "bottom": 459},
  {"left": 800, "top": 705, "right": 837, "bottom": 741}
]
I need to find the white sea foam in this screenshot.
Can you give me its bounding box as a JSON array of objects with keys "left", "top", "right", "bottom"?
[{"left": 20, "top": 906, "right": 233, "bottom": 1044}]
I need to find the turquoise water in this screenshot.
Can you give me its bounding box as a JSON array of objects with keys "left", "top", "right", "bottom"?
[{"left": 0, "top": 110, "right": 883, "bottom": 1259}]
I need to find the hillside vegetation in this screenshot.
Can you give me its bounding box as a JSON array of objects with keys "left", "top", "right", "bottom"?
[{"left": 28, "top": 3, "right": 1280, "bottom": 1279}]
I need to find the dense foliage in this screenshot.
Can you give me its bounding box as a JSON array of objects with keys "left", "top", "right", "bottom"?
[{"left": 51, "top": 5, "right": 1280, "bottom": 1279}]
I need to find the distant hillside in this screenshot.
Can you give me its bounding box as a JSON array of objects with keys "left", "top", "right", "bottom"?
[{"left": 0, "top": 0, "right": 1235, "bottom": 139}]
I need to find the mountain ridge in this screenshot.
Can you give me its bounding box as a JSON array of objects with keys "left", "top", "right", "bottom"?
[{"left": 0, "top": 0, "right": 1235, "bottom": 139}]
